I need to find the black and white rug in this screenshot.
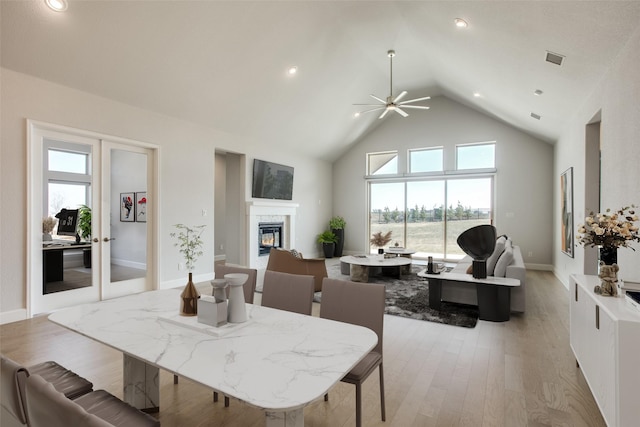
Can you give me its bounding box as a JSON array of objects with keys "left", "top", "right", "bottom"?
[{"left": 325, "top": 262, "right": 479, "bottom": 328}]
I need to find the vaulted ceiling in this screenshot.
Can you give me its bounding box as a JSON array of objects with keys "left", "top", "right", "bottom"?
[{"left": 3, "top": 1, "right": 640, "bottom": 161}]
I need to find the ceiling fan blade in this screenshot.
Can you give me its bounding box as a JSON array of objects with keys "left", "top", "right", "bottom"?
[
  {"left": 370, "top": 94, "right": 386, "bottom": 104},
  {"left": 392, "top": 91, "right": 408, "bottom": 103},
  {"left": 359, "top": 107, "right": 385, "bottom": 115},
  {"left": 353, "top": 103, "right": 384, "bottom": 106},
  {"left": 378, "top": 109, "right": 390, "bottom": 119},
  {"left": 398, "top": 96, "right": 431, "bottom": 105},
  {"left": 400, "top": 105, "right": 431, "bottom": 110},
  {"left": 393, "top": 107, "right": 409, "bottom": 117}
]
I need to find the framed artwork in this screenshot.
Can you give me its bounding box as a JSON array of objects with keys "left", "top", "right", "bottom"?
[
  {"left": 120, "top": 192, "right": 135, "bottom": 222},
  {"left": 135, "top": 192, "right": 147, "bottom": 223},
  {"left": 561, "top": 167, "right": 574, "bottom": 258}
]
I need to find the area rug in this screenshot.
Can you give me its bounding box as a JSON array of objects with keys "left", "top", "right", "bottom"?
[{"left": 325, "top": 262, "right": 479, "bottom": 328}]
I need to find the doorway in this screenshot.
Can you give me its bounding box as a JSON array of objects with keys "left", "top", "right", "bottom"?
[
  {"left": 584, "top": 114, "right": 601, "bottom": 275},
  {"left": 28, "top": 121, "right": 158, "bottom": 316}
]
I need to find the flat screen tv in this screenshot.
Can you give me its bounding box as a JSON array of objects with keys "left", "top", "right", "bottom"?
[{"left": 252, "top": 159, "right": 294, "bottom": 201}]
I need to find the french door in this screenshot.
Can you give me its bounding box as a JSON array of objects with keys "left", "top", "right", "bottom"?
[
  {"left": 369, "top": 176, "right": 494, "bottom": 261},
  {"left": 28, "top": 121, "right": 157, "bottom": 315}
]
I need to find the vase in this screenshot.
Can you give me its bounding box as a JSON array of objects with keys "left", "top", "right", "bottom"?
[
  {"left": 225, "top": 273, "right": 248, "bottom": 323},
  {"left": 332, "top": 228, "right": 344, "bottom": 257},
  {"left": 598, "top": 246, "right": 617, "bottom": 265},
  {"left": 323, "top": 242, "right": 335, "bottom": 258},
  {"left": 180, "top": 272, "right": 200, "bottom": 316}
]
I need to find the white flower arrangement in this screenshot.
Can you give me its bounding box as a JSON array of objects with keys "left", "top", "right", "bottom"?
[
  {"left": 577, "top": 205, "right": 640, "bottom": 250},
  {"left": 170, "top": 224, "right": 206, "bottom": 271}
]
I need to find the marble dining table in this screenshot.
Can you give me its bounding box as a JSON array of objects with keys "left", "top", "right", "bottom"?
[{"left": 48, "top": 284, "right": 377, "bottom": 427}]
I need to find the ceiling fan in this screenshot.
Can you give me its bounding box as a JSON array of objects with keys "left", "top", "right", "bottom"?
[{"left": 354, "top": 50, "right": 430, "bottom": 119}]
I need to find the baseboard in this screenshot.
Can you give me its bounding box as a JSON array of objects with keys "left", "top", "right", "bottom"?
[
  {"left": 0, "top": 308, "right": 28, "bottom": 325},
  {"left": 111, "top": 258, "right": 146, "bottom": 270},
  {"left": 525, "top": 263, "right": 553, "bottom": 271},
  {"left": 552, "top": 268, "right": 570, "bottom": 290}
]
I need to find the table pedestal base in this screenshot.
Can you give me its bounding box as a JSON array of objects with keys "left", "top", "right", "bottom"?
[
  {"left": 266, "top": 409, "right": 304, "bottom": 427},
  {"left": 123, "top": 354, "right": 160, "bottom": 413},
  {"left": 349, "top": 264, "right": 369, "bottom": 282},
  {"left": 477, "top": 285, "right": 511, "bottom": 322}
]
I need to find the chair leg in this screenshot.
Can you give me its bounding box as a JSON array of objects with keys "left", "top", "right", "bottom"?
[
  {"left": 379, "top": 363, "right": 386, "bottom": 421},
  {"left": 355, "top": 383, "right": 362, "bottom": 427},
  {"left": 173, "top": 374, "right": 178, "bottom": 384},
  {"left": 224, "top": 396, "right": 230, "bottom": 407},
  {"left": 213, "top": 391, "right": 218, "bottom": 402}
]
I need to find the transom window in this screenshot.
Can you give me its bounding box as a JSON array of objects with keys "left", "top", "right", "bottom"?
[
  {"left": 456, "top": 142, "right": 495, "bottom": 170},
  {"left": 367, "top": 151, "right": 398, "bottom": 175},
  {"left": 409, "top": 147, "right": 443, "bottom": 173}
]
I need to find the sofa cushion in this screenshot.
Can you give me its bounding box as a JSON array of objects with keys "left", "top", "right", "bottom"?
[
  {"left": 494, "top": 239, "right": 514, "bottom": 277},
  {"left": 486, "top": 235, "right": 507, "bottom": 275}
]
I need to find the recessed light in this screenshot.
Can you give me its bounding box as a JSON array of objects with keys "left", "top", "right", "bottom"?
[
  {"left": 473, "top": 92, "right": 481, "bottom": 98},
  {"left": 287, "top": 66, "right": 298, "bottom": 75},
  {"left": 354, "top": 112, "right": 361, "bottom": 118},
  {"left": 534, "top": 89, "right": 544, "bottom": 96},
  {"left": 454, "top": 18, "right": 468, "bottom": 28},
  {"left": 45, "top": 0, "right": 68, "bottom": 12}
]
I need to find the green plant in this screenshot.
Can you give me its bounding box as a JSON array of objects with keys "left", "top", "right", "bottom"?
[
  {"left": 329, "top": 216, "right": 346, "bottom": 230},
  {"left": 170, "top": 224, "right": 206, "bottom": 271},
  {"left": 78, "top": 205, "right": 92, "bottom": 240},
  {"left": 317, "top": 230, "right": 338, "bottom": 244}
]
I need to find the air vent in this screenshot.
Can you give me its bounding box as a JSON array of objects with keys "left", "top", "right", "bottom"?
[
  {"left": 530, "top": 112, "right": 541, "bottom": 120},
  {"left": 545, "top": 51, "right": 565, "bottom": 66}
]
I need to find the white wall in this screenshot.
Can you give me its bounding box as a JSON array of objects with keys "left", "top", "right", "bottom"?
[
  {"left": 554, "top": 26, "right": 640, "bottom": 287},
  {"left": 333, "top": 96, "right": 554, "bottom": 267},
  {"left": 0, "top": 68, "right": 332, "bottom": 320}
]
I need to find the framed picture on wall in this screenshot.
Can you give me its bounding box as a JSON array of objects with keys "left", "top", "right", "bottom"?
[
  {"left": 561, "top": 167, "right": 574, "bottom": 257},
  {"left": 120, "top": 192, "right": 135, "bottom": 222},
  {"left": 135, "top": 192, "right": 147, "bottom": 223}
]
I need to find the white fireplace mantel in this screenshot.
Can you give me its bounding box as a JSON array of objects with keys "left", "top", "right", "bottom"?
[{"left": 246, "top": 201, "right": 298, "bottom": 269}]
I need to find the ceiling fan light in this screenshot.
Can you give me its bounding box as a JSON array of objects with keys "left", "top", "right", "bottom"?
[
  {"left": 45, "top": 0, "right": 68, "bottom": 12},
  {"left": 287, "top": 66, "right": 298, "bottom": 75},
  {"left": 455, "top": 18, "right": 468, "bottom": 28}
]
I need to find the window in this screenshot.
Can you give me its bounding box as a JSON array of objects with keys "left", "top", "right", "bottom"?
[
  {"left": 367, "top": 151, "right": 397, "bottom": 175},
  {"left": 409, "top": 147, "right": 443, "bottom": 173},
  {"left": 48, "top": 149, "right": 88, "bottom": 174},
  {"left": 456, "top": 142, "right": 495, "bottom": 170}
]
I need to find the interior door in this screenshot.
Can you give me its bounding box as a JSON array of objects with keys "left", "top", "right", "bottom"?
[{"left": 100, "top": 141, "right": 154, "bottom": 300}]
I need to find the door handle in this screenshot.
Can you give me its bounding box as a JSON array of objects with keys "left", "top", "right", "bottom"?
[
  {"left": 93, "top": 238, "right": 99, "bottom": 243},
  {"left": 103, "top": 237, "right": 116, "bottom": 242}
]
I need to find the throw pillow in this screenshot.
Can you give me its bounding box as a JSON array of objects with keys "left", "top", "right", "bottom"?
[
  {"left": 289, "top": 249, "right": 303, "bottom": 259},
  {"left": 486, "top": 235, "right": 507, "bottom": 275},
  {"left": 493, "top": 240, "right": 514, "bottom": 277},
  {"left": 466, "top": 264, "right": 473, "bottom": 274}
]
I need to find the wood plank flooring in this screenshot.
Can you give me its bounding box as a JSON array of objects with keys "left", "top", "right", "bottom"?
[{"left": 0, "top": 270, "right": 605, "bottom": 426}]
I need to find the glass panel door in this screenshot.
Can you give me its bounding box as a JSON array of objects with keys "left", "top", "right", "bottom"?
[
  {"left": 406, "top": 180, "right": 445, "bottom": 258},
  {"left": 369, "top": 182, "right": 405, "bottom": 253}
]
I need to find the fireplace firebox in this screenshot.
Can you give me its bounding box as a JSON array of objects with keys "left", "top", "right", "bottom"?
[{"left": 258, "top": 222, "right": 284, "bottom": 256}]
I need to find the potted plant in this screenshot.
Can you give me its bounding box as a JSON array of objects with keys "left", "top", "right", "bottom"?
[
  {"left": 170, "top": 224, "right": 206, "bottom": 316},
  {"left": 317, "top": 230, "right": 338, "bottom": 259},
  {"left": 78, "top": 204, "right": 92, "bottom": 267},
  {"left": 329, "top": 216, "right": 346, "bottom": 257},
  {"left": 370, "top": 231, "right": 392, "bottom": 254}
]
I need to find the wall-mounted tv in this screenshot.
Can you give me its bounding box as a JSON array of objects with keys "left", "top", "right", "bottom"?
[{"left": 252, "top": 159, "right": 294, "bottom": 201}]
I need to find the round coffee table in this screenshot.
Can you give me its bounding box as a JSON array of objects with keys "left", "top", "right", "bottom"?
[
  {"left": 384, "top": 248, "right": 416, "bottom": 274},
  {"left": 339, "top": 255, "right": 412, "bottom": 282}
]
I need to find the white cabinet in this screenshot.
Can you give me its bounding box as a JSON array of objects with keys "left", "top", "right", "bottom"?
[{"left": 569, "top": 274, "right": 640, "bottom": 427}]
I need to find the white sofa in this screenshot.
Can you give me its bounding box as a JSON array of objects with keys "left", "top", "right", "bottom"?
[{"left": 443, "top": 238, "right": 526, "bottom": 313}]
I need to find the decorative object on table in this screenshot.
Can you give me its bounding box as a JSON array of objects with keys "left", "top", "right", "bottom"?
[
  {"left": 135, "top": 192, "right": 147, "bottom": 223},
  {"left": 171, "top": 224, "right": 206, "bottom": 316},
  {"left": 77, "top": 205, "right": 92, "bottom": 267},
  {"left": 560, "top": 167, "right": 574, "bottom": 257},
  {"left": 120, "top": 192, "right": 135, "bottom": 222},
  {"left": 329, "top": 216, "right": 346, "bottom": 257},
  {"left": 594, "top": 262, "right": 619, "bottom": 297},
  {"left": 577, "top": 204, "right": 639, "bottom": 275},
  {"left": 317, "top": 230, "right": 338, "bottom": 258},
  {"left": 197, "top": 295, "right": 227, "bottom": 327},
  {"left": 42, "top": 216, "right": 56, "bottom": 241},
  {"left": 456, "top": 225, "right": 497, "bottom": 279},
  {"left": 224, "top": 273, "right": 248, "bottom": 323},
  {"left": 370, "top": 231, "right": 392, "bottom": 254},
  {"left": 210, "top": 279, "right": 228, "bottom": 302}
]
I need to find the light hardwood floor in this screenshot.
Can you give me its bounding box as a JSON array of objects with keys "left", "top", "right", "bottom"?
[{"left": 0, "top": 270, "right": 605, "bottom": 426}]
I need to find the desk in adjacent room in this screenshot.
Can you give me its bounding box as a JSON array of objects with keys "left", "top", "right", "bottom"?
[{"left": 42, "top": 243, "right": 91, "bottom": 285}]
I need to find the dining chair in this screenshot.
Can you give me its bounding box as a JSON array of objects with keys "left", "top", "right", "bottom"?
[
  {"left": 319, "top": 278, "right": 386, "bottom": 427},
  {"left": 174, "top": 264, "right": 258, "bottom": 390},
  {"left": 261, "top": 270, "right": 315, "bottom": 315}
]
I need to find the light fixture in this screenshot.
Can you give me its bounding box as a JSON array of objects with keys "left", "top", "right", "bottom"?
[
  {"left": 454, "top": 18, "right": 468, "bottom": 28},
  {"left": 473, "top": 92, "right": 481, "bottom": 98},
  {"left": 45, "top": 0, "right": 68, "bottom": 12},
  {"left": 354, "top": 112, "right": 361, "bottom": 118},
  {"left": 287, "top": 66, "right": 298, "bottom": 75}
]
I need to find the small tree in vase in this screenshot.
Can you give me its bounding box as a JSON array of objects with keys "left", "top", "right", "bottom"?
[{"left": 171, "top": 224, "right": 206, "bottom": 316}]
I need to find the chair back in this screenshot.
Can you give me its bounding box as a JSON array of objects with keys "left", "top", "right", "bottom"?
[
  {"left": 319, "top": 278, "right": 385, "bottom": 354},
  {"left": 261, "top": 271, "right": 314, "bottom": 315},
  {"left": 1, "top": 355, "right": 29, "bottom": 425},
  {"left": 215, "top": 264, "right": 257, "bottom": 304},
  {"left": 23, "top": 375, "right": 110, "bottom": 427}
]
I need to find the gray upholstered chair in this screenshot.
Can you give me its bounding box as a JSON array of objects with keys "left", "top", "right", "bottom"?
[
  {"left": 24, "top": 374, "right": 159, "bottom": 427},
  {"left": 261, "top": 270, "right": 315, "bottom": 315},
  {"left": 1, "top": 355, "right": 93, "bottom": 427},
  {"left": 319, "top": 278, "right": 386, "bottom": 427}
]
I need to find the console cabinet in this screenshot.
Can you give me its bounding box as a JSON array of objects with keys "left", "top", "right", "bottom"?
[{"left": 569, "top": 274, "right": 640, "bottom": 427}]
